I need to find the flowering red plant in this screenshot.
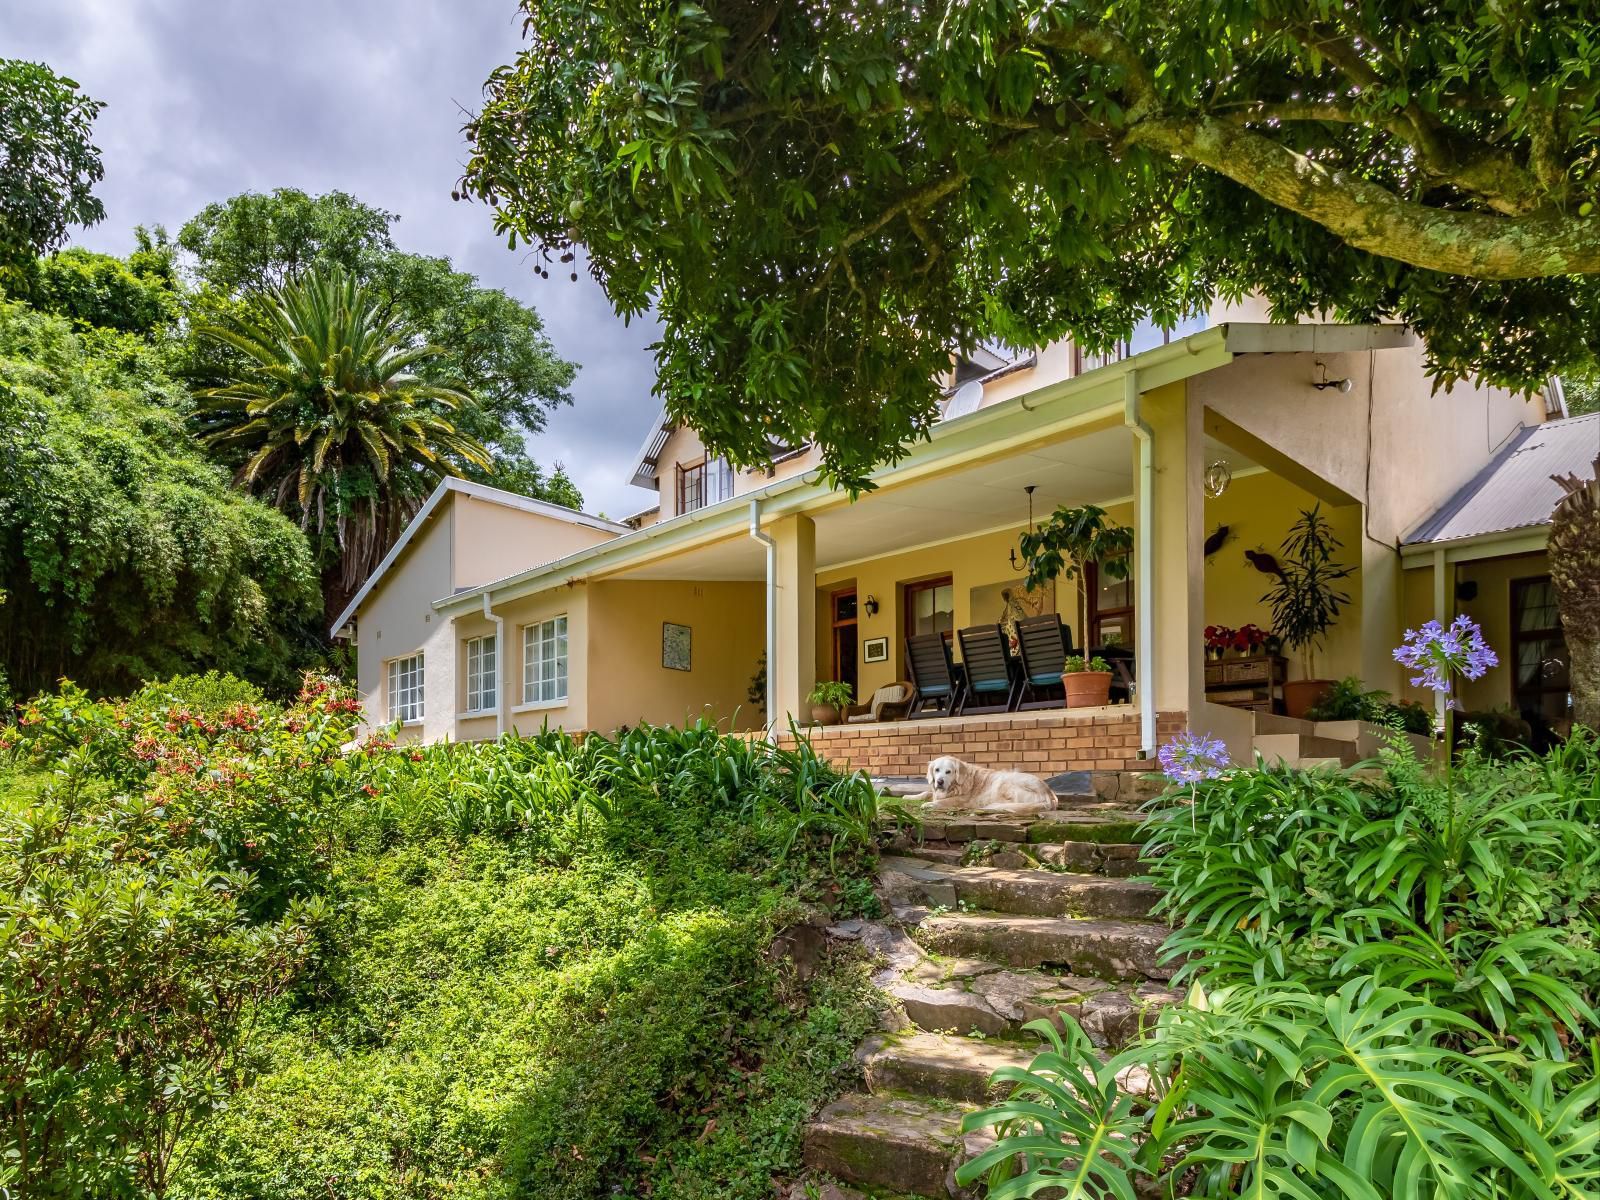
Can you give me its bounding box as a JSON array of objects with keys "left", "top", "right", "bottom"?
[
  {"left": 1203, "top": 625, "right": 1236, "bottom": 652},
  {"left": 1232, "top": 624, "right": 1269, "bottom": 653}
]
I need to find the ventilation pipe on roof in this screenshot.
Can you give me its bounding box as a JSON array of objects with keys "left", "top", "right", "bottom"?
[
  {"left": 483, "top": 592, "right": 505, "bottom": 739},
  {"left": 1124, "top": 371, "right": 1157, "bottom": 758},
  {"left": 748, "top": 499, "right": 778, "bottom": 742}
]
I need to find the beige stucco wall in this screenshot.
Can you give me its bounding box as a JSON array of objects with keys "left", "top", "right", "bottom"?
[
  {"left": 449, "top": 494, "right": 617, "bottom": 589},
  {"left": 484, "top": 586, "right": 592, "bottom": 735},
  {"left": 586, "top": 579, "right": 765, "bottom": 731},
  {"left": 356, "top": 508, "right": 456, "bottom": 743},
  {"left": 1195, "top": 344, "right": 1544, "bottom": 692}
]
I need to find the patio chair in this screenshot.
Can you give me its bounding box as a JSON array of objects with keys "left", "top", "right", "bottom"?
[
  {"left": 1094, "top": 644, "right": 1135, "bottom": 704},
  {"left": 1015, "top": 614, "right": 1076, "bottom": 710},
  {"left": 904, "top": 634, "right": 965, "bottom": 718},
  {"left": 956, "top": 624, "right": 1022, "bottom": 715},
  {"left": 845, "top": 681, "right": 915, "bottom": 724}
]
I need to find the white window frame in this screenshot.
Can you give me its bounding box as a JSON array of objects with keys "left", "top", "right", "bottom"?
[
  {"left": 520, "top": 615, "right": 569, "bottom": 708},
  {"left": 386, "top": 653, "right": 425, "bottom": 724},
  {"left": 464, "top": 634, "right": 498, "bottom": 715}
]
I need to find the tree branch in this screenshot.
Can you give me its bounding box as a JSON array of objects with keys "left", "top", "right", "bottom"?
[{"left": 1125, "top": 116, "right": 1600, "bottom": 278}]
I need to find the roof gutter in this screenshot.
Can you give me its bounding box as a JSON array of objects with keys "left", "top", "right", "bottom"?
[
  {"left": 748, "top": 499, "right": 778, "bottom": 740},
  {"left": 1123, "top": 371, "right": 1157, "bottom": 758}
]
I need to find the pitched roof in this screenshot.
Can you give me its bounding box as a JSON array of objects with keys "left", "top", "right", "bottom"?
[
  {"left": 328, "top": 477, "right": 629, "bottom": 636},
  {"left": 1402, "top": 413, "right": 1600, "bottom": 546}
]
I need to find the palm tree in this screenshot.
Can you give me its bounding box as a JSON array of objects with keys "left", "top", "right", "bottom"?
[
  {"left": 196, "top": 266, "right": 489, "bottom": 623},
  {"left": 1549, "top": 455, "right": 1600, "bottom": 732}
]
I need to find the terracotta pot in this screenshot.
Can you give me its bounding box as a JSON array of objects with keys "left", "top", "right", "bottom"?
[
  {"left": 809, "top": 703, "right": 841, "bottom": 726},
  {"left": 1283, "top": 679, "right": 1333, "bottom": 719},
  {"left": 1061, "top": 670, "right": 1113, "bottom": 708}
]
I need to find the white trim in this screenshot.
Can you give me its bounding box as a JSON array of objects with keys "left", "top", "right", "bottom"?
[
  {"left": 329, "top": 477, "right": 629, "bottom": 637},
  {"left": 1399, "top": 525, "right": 1549, "bottom": 564},
  {"left": 437, "top": 324, "right": 1407, "bottom": 618},
  {"left": 520, "top": 613, "right": 569, "bottom": 707},
  {"left": 628, "top": 408, "right": 675, "bottom": 489},
  {"left": 512, "top": 698, "right": 570, "bottom": 714},
  {"left": 384, "top": 652, "right": 425, "bottom": 724},
  {"left": 463, "top": 632, "right": 499, "bottom": 716}
]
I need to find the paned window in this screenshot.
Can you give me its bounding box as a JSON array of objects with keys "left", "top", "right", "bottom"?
[{"left": 523, "top": 616, "right": 568, "bottom": 705}]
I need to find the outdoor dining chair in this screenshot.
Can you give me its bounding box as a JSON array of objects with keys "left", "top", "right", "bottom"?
[
  {"left": 1015, "top": 613, "right": 1076, "bottom": 709},
  {"left": 904, "top": 633, "right": 965, "bottom": 718},
  {"left": 955, "top": 624, "right": 1022, "bottom": 714}
]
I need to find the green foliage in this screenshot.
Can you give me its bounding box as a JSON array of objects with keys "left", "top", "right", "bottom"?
[
  {"left": 1064, "top": 654, "right": 1111, "bottom": 674},
  {"left": 808, "top": 679, "right": 855, "bottom": 713},
  {"left": 0, "top": 676, "right": 361, "bottom": 1198},
  {"left": 1019, "top": 504, "right": 1133, "bottom": 593},
  {"left": 22, "top": 244, "right": 180, "bottom": 334},
  {"left": 178, "top": 188, "right": 578, "bottom": 492},
  {"left": 195, "top": 266, "right": 490, "bottom": 620},
  {"left": 1262, "top": 505, "right": 1354, "bottom": 678},
  {"left": 964, "top": 740, "right": 1600, "bottom": 1197},
  {"left": 1304, "top": 674, "right": 1434, "bottom": 734},
  {"left": 463, "top": 0, "right": 1600, "bottom": 490},
  {"left": 6, "top": 683, "right": 886, "bottom": 1200},
  {"left": 0, "top": 60, "right": 106, "bottom": 272},
  {"left": 0, "top": 299, "right": 320, "bottom": 698}
]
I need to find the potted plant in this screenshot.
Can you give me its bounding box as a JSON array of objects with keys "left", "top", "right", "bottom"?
[
  {"left": 1061, "top": 654, "right": 1113, "bottom": 707},
  {"left": 807, "top": 680, "right": 854, "bottom": 726},
  {"left": 1261, "top": 505, "right": 1353, "bottom": 717},
  {"left": 1203, "top": 625, "right": 1235, "bottom": 660}
]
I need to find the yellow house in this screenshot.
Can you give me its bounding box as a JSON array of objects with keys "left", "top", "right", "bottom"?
[{"left": 335, "top": 312, "right": 1587, "bottom": 775}]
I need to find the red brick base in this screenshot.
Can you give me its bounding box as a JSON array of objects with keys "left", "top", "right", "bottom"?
[{"left": 778, "top": 706, "right": 1189, "bottom": 777}]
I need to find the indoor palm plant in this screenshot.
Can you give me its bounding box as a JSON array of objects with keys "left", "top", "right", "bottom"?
[{"left": 1262, "top": 505, "right": 1353, "bottom": 717}]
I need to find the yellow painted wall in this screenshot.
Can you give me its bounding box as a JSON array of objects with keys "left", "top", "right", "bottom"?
[
  {"left": 1201, "top": 471, "right": 1365, "bottom": 682},
  {"left": 1398, "top": 552, "right": 1549, "bottom": 712},
  {"left": 814, "top": 525, "right": 1087, "bottom": 700},
  {"left": 587, "top": 579, "right": 765, "bottom": 732},
  {"left": 470, "top": 586, "right": 592, "bottom": 735}
]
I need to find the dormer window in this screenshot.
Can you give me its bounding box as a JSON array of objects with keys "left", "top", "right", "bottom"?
[{"left": 676, "top": 456, "right": 735, "bottom": 513}]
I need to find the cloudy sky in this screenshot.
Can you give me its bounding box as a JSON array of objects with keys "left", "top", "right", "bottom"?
[{"left": 1, "top": 0, "right": 663, "bottom": 518}]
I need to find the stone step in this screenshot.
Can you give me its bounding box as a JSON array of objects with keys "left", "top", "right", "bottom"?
[
  {"left": 1252, "top": 732, "right": 1359, "bottom": 768},
  {"left": 888, "top": 812, "right": 1148, "bottom": 846},
  {"left": 880, "top": 856, "right": 1160, "bottom": 919},
  {"left": 886, "top": 837, "right": 1148, "bottom": 876},
  {"left": 887, "top": 961, "right": 1177, "bottom": 1047},
  {"left": 803, "top": 1092, "right": 984, "bottom": 1199},
  {"left": 1033, "top": 841, "right": 1146, "bottom": 877},
  {"left": 914, "top": 912, "right": 1173, "bottom": 981},
  {"left": 860, "top": 1029, "right": 1034, "bottom": 1104}
]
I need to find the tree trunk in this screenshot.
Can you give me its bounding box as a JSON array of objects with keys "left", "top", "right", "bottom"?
[{"left": 1548, "top": 455, "right": 1600, "bottom": 732}]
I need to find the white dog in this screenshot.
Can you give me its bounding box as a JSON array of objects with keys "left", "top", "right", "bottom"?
[{"left": 912, "top": 755, "right": 1059, "bottom": 816}]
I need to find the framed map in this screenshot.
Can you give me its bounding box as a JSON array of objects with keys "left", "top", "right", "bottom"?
[{"left": 662, "top": 622, "right": 692, "bottom": 671}]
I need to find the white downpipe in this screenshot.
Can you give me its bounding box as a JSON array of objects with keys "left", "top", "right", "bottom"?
[
  {"left": 1124, "top": 371, "right": 1157, "bottom": 757},
  {"left": 483, "top": 592, "right": 505, "bottom": 739},
  {"left": 748, "top": 499, "right": 778, "bottom": 740}
]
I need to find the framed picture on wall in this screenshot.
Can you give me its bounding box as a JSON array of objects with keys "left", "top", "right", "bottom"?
[
  {"left": 863, "top": 636, "right": 889, "bottom": 664},
  {"left": 662, "top": 622, "right": 692, "bottom": 671}
]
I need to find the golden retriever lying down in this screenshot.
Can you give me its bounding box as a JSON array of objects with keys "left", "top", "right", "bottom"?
[{"left": 910, "top": 755, "right": 1059, "bottom": 816}]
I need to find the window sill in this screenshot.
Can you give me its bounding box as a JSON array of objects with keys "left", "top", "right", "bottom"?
[
  {"left": 395, "top": 719, "right": 424, "bottom": 728},
  {"left": 512, "top": 698, "right": 569, "bottom": 714},
  {"left": 460, "top": 709, "right": 499, "bottom": 720}
]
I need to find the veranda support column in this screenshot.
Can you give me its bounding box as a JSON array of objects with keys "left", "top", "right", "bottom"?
[
  {"left": 771, "top": 514, "right": 817, "bottom": 727},
  {"left": 1142, "top": 382, "right": 1206, "bottom": 724}
]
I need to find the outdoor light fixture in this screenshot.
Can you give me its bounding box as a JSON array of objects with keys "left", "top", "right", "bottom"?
[
  {"left": 1312, "top": 361, "right": 1353, "bottom": 393},
  {"left": 864, "top": 595, "right": 880, "bottom": 617},
  {"left": 1008, "top": 484, "right": 1038, "bottom": 572},
  {"left": 1204, "top": 459, "right": 1233, "bottom": 498}
]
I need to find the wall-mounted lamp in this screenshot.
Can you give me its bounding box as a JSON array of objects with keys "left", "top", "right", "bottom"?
[
  {"left": 864, "top": 595, "right": 880, "bottom": 617},
  {"left": 1312, "top": 361, "right": 1353, "bottom": 393}
]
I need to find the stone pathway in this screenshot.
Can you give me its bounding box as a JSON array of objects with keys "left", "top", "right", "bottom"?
[{"left": 802, "top": 789, "right": 1176, "bottom": 1198}]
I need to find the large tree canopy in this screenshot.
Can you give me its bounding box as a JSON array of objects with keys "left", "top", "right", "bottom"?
[
  {"left": 178, "top": 188, "right": 580, "bottom": 502},
  {"left": 463, "top": 0, "right": 1600, "bottom": 489},
  {"left": 0, "top": 299, "right": 319, "bottom": 700},
  {"left": 0, "top": 59, "right": 106, "bottom": 275}
]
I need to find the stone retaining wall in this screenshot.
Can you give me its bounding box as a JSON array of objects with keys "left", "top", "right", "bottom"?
[{"left": 779, "top": 706, "right": 1188, "bottom": 778}]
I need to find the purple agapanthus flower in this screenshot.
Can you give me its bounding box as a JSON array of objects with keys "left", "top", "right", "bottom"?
[
  {"left": 1393, "top": 615, "right": 1498, "bottom": 696},
  {"left": 1159, "top": 731, "right": 1231, "bottom": 785}
]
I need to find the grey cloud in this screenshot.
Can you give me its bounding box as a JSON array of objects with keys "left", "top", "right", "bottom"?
[{"left": 0, "top": 0, "right": 663, "bottom": 516}]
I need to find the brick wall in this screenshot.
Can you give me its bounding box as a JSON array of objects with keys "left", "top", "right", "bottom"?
[{"left": 779, "top": 707, "right": 1189, "bottom": 778}]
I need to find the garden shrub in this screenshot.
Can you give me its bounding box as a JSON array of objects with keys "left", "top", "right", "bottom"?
[
  {"left": 4, "top": 681, "right": 886, "bottom": 1200},
  {"left": 962, "top": 738, "right": 1600, "bottom": 1198}
]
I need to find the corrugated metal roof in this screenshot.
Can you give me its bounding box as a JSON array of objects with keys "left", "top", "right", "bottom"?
[{"left": 1403, "top": 413, "right": 1600, "bottom": 545}]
